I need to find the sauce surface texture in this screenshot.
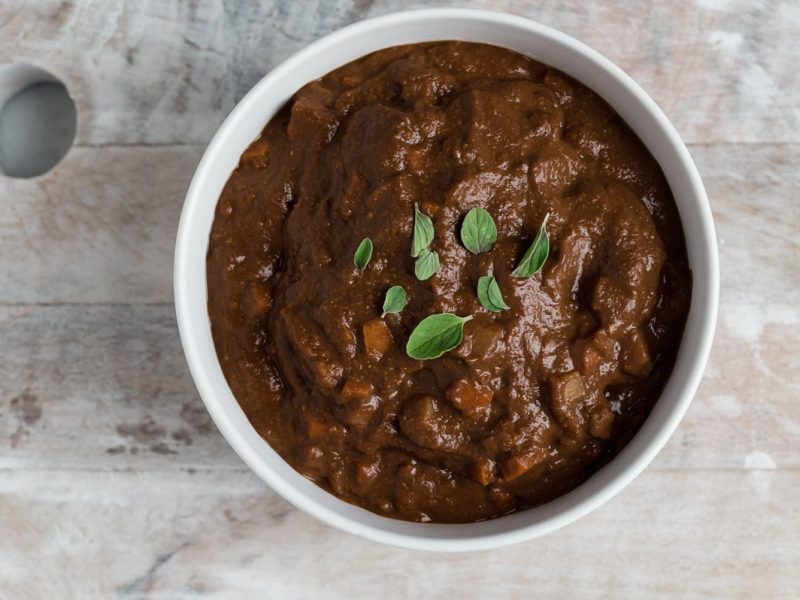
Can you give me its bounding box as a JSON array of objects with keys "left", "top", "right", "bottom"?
[{"left": 207, "top": 42, "right": 691, "bottom": 523}]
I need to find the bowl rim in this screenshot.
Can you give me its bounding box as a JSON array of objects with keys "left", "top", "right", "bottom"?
[{"left": 174, "top": 7, "right": 719, "bottom": 551}]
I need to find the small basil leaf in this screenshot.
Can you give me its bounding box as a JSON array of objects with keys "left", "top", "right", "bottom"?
[
  {"left": 461, "top": 207, "right": 497, "bottom": 254},
  {"left": 382, "top": 285, "right": 408, "bottom": 317},
  {"left": 406, "top": 313, "right": 473, "bottom": 360},
  {"left": 354, "top": 237, "right": 373, "bottom": 270},
  {"left": 414, "top": 248, "right": 440, "bottom": 281},
  {"left": 511, "top": 213, "right": 550, "bottom": 278},
  {"left": 411, "top": 203, "right": 435, "bottom": 258},
  {"left": 477, "top": 275, "right": 510, "bottom": 312}
]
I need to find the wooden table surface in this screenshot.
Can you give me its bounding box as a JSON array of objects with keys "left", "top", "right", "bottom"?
[{"left": 1, "top": 1, "right": 798, "bottom": 598}]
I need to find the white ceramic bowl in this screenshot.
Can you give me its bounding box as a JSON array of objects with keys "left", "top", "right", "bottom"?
[{"left": 175, "top": 8, "right": 719, "bottom": 551}]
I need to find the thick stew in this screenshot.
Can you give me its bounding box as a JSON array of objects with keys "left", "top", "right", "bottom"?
[{"left": 207, "top": 42, "right": 691, "bottom": 523}]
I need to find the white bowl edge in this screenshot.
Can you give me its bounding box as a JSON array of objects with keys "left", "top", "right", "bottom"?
[{"left": 174, "top": 8, "right": 719, "bottom": 552}]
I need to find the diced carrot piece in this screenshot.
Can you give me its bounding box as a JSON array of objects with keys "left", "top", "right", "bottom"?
[
  {"left": 313, "top": 361, "right": 343, "bottom": 390},
  {"left": 467, "top": 319, "right": 503, "bottom": 357},
  {"left": 577, "top": 344, "right": 602, "bottom": 374},
  {"left": 620, "top": 329, "right": 652, "bottom": 377},
  {"left": 241, "top": 139, "right": 269, "bottom": 168},
  {"left": 362, "top": 318, "right": 393, "bottom": 360},
  {"left": 589, "top": 402, "right": 614, "bottom": 439},
  {"left": 412, "top": 395, "right": 436, "bottom": 421},
  {"left": 471, "top": 457, "right": 497, "bottom": 486},
  {"left": 343, "top": 397, "right": 379, "bottom": 429},
  {"left": 501, "top": 447, "right": 547, "bottom": 480},
  {"left": 445, "top": 379, "right": 493, "bottom": 417},
  {"left": 339, "top": 378, "right": 374, "bottom": 404},
  {"left": 306, "top": 417, "right": 330, "bottom": 439}
]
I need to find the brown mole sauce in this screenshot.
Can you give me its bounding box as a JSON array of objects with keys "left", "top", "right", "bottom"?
[{"left": 207, "top": 42, "right": 691, "bottom": 523}]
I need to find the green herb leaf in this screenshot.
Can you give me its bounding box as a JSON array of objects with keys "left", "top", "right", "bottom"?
[
  {"left": 406, "top": 313, "right": 473, "bottom": 360},
  {"left": 354, "top": 237, "right": 373, "bottom": 270},
  {"left": 477, "top": 276, "right": 510, "bottom": 312},
  {"left": 460, "top": 207, "right": 497, "bottom": 254},
  {"left": 382, "top": 285, "right": 408, "bottom": 317},
  {"left": 411, "top": 203, "right": 434, "bottom": 258},
  {"left": 414, "top": 248, "right": 440, "bottom": 281},
  {"left": 511, "top": 213, "right": 550, "bottom": 278}
]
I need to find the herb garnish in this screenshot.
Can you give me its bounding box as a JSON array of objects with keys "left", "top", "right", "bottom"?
[
  {"left": 354, "top": 237, "right": 373, "bottom": 270},
  {"left": 406, "top": 313, "right": 473, "bottom": 360},
  {"left": 411, "top": 203, "right": 434, "bottom": 258},
  {"left": 461, "top": 207, "right": 497, "bottom": 254},
  {"left": 414, "top": 248, "right": 440, "bottom": 281},
  {"left": 511, "top": 214, "right": 550, "bottom": 278},
  {"left": 382, "top": 285, "right": 408, "bottom": 317},
  {"left": 477, "top": 275, "right": 510, "bottom": 312}
]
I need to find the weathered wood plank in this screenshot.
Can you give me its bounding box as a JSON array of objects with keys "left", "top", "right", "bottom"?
[
  {"left": 0, "top": 469, "right": 797, "bottom": 598},
  {"left": 0, "top": 0, "right": 797, "bottom": 146},
  {"left": 658, "top": 301, "right": 800, "bottom": 471},
  {"left": 0, "top": 3, "right": 797, "bottom": 595},
  {"left": 1, "top": 303, "right": 797, "bottom": 472},
  {"left": 1, "top": 143, "right": 797, "bottom": 304},
  {"left": 0, "top": 304, "right": 241, "bottom": 471},
  {"left": 0, "top": 146, "right": 203, "bottom": 304},
  {"left": 693, "top": 143, "right": 800, "bottom": 305}
]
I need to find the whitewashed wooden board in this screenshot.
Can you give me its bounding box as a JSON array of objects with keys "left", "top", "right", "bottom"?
[{"left": 1, "top": 1, "right": 798, "bottom": 598}]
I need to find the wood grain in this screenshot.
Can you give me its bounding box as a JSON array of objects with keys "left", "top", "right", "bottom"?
[
  {"left": 0, "top": 146, "right": 202, "bottom": 304},
  {"left": 0, "top": 469, "right": 797, "bottom": 598},
  {"left": 0, "top": 0, "right": 798, "bottom": 597},
  {"left": 0, "top": 0, "right": 797, "bottom": 146},
  {"left": 0, "top": 304, "right": 239, "bottom": 471}
]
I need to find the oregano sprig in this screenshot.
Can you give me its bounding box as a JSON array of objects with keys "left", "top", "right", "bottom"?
[
  {"left": 411, "top": 204, "right": 439, "bottom": 280},
  {"left": 354, "top": 237, "right": 373, "bottom": 270},
  {"left": 406, "top": 313, "right": 473, "bottom": 360},
  {"left": 382, "top": 285, "right": 408, "bottom": 317},
  {"left": 411, "top": 203, "right": 434, "bottom": 258},
  {"left": 414, "top": 248, "right": 440, "bottom": 280},
  {"left": 477, "top": 275, "right": 510, "bottom": 312},
  {"left": 461, "top": 207, "right": 497, "bottom": 254},
  {"left": 511, "top": 214, "right": 550, "bottom": 278}
]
